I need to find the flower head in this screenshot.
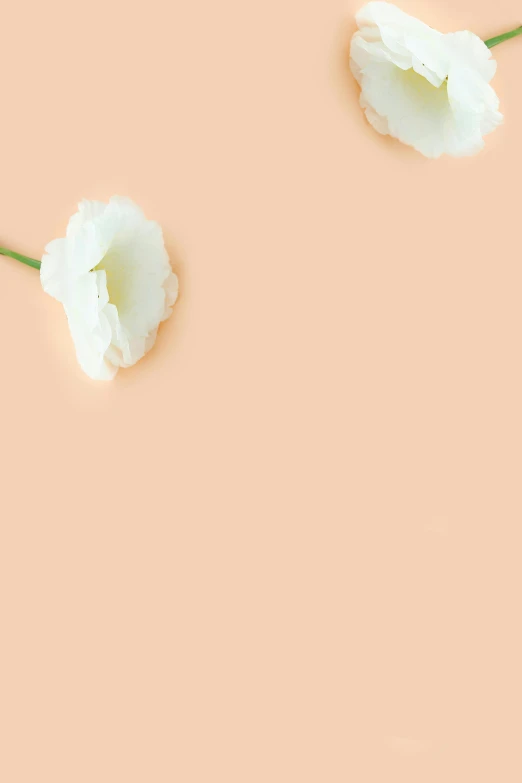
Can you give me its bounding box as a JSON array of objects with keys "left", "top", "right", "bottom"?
[
  {"left": 40, "top": 196, "right": 178, "bottom": 380},
  {"left": 350, "top": 2, "right": 503, "bottom": 158}
]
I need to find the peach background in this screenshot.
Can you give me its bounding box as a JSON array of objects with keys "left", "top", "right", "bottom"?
[{"left": 1, "top": 0, "right": 521, "bottom": 780}]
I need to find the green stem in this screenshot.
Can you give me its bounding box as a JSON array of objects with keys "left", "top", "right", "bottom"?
[
  {"left": 0, "top": 246, "right": 41, "bottom": 270},
  {"left": 484, "top": 25, "right": 522, "bottom": 49}
]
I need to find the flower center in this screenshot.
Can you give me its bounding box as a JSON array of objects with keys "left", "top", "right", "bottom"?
[
  {"left": 398, "top": 68, "right": 448, "bottom": 109},
  {"left": 95, "top": 250, "right": 127, "bottom": 311}
]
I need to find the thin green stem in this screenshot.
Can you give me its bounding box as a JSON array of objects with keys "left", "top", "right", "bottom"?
[
  {"left": 0, "top": 246, "right": 41, "bottom": 270},
  {"left": 484, "top": 25, "right": 522, "bottom": 49}
]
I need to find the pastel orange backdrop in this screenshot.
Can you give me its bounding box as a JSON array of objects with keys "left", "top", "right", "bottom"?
[{"left": 1, "top": 0, "right": 521, "bottom": 780}]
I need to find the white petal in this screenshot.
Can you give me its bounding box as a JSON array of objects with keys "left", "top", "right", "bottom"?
[
  {"left": 64, "top": 300, "right": 114, "bottom": 381},
  {"left": 66, "top": 200, "right": 107, "bottom": 238},
  {"left": 360, "top": 94, "right": 389, "bottom": 135},
  {"left": 445, "top": 31, "right": 497, "bottom": 82}
]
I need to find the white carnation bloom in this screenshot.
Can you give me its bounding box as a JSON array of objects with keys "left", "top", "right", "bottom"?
[
  {"left": 40, "top": 196, "right": 178, "bottom": 380},
  {"left": 350, "top": 2, "right": 503, "bottom": 158}
]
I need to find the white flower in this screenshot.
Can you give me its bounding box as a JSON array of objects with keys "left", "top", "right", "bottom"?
[
  {"left": 40, "top": 196, "right": 178, "bottom": 380},
  {"left": 350, "top": 2, "right": 503, "bottom": 158}
]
